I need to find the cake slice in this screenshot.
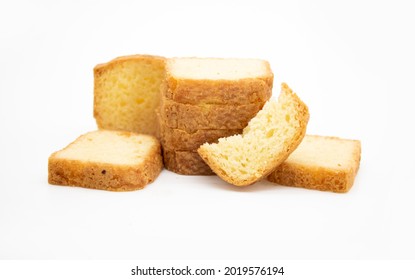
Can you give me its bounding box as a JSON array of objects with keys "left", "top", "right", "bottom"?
[
  {"left": 267, "top": 135, "right": 361, "bottom": 193},
  {"left": 198, "top": 83, "right": 309, "bottom": 186},
  {"left": 48, "top": 130, "right": 163, "bottom": 191},
  {"left": 160, "top": 125, "right": 241, "bottom": 150},
  {"left": 164, "top": 58, "right": 273, "bottom": 105},
  {"left": 163, "top": 150, "right": 214, "bottom": 175},
  {"left": 160, "top": 98, "right": 265, "bottom": 130},
  {"left": 94, "top": 55, "right": 165, "bottom": 137}
]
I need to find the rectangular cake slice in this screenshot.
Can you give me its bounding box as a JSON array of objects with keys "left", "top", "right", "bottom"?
[
  {"left": 48, "top": 130, "right": 163, "bottom": 191},
  {"left": 159, "top": 98, "right": 265, "bottom": 130},
  {"left": 164, "top": 57, "right": 273, "bottom": 105},
  {"left": 160, "top": 126, "right": 241, "bottom": 151},
  {"left": 163, "top": 150, "right": 214, "bottom": 175},
  {"left": 267, "top": 135, "right": 361, "bottom": 193}
]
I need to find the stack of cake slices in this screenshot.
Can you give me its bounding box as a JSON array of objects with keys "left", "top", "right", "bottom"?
[{"left": 158, "top": 58, "right": 274, "bottom": 175}]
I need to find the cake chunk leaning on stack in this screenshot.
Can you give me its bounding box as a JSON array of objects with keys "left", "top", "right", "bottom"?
[
  {"left": 198, "top": 83, "right": 309, "bottom": 186},
  {"left": 159, "top": 58, "right": 274, "bottom": 175},
  {"left": 267, "top": 135, "right": 361, "bottom": 193}
]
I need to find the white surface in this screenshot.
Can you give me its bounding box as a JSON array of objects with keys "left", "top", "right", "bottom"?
[{"left": 0, "top": 0, "right": 414, "bottom": 260}]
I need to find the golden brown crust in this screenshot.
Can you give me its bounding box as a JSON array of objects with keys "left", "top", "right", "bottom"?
[
  {"left": 160, "top": 123, "right": 241, "bottom": 150},
  {"left": 197, "top": 83, "right": 310, "bottom": 186},
  {"left": 267, "top": 138, "right": 361, "bottom": 193},
  {"left": 163, "top": 75, "right": 273, "bottom": 105},
  {"left": 93, "top": 54, "right": 165, "bottom": 74},
  {"left": 48, "top": 132, "right": 163, "bottom": 191},
  {"left": 159, "top": 98, "right": 266, "bottom": 130},
  {"left": 163, "top": 150, "right": 214, "bottom": 175},
  {"left": 94, "top": 54, "right": 166, "bottom": 137}
]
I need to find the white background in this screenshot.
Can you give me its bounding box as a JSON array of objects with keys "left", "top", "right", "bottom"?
[{"left": 0, "top": 0, "right": 414, "bottom": 261}]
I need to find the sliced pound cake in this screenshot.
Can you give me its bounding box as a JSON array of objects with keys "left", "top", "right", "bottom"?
[
  {"left": 48, "top": 130, "right": 163, "bottom": 191},
  {"left": 267, "top": 135, "right": 361, "bottom": 193},
  {"left": 198, "top": 83, "right": 309, "bottom": 186},
  {"left": 164, "top": 58, "right": 273, "bottom": 105},
  {"left": 94, "top": 55, "right": 165, "bottom": 137},
  {"left": 163, "top": 150, "right": 214, "bottom": 175},
  {"left": 160, "top": 98, "right": 265, "bottom": 130},
  {"left": 160, "top": 126, "right": 241, "bottom": 150}
]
